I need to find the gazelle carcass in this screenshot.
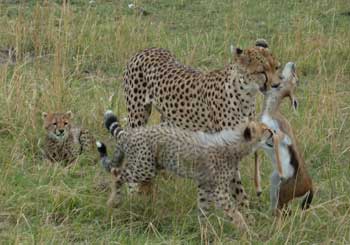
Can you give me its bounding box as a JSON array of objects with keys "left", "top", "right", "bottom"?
[{"left": 257, "top": 62, "right": 314, "bottom": 215}]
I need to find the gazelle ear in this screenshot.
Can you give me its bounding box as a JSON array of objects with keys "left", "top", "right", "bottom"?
[
  {"left": 66, "top": 111, "right": 73, "bottom": 119},
  {"left": 42, "top": 112, "right": 48, "bottom": 120},
  {"left": 291, "top": 96, "right": 298, "bottom": 111}
]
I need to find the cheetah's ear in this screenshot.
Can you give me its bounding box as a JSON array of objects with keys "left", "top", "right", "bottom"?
[
  {"left": 233, "top": 47, "right": 251, "bottom": 65},
  {"left": 66, "top": 111, "right": 73, "bottom": 119},
  {"left": 42, "top": 112, "right": 48, "bottom": 120},
  {"left": 235, "top": 48, "right": 243, "bottom": 56},
  {"left": 230, "top": 44, "right": 243, "bottom": 56},
  {"left": 255, "top": 38, "right": 269, "bottom": 49},
  {"left": 243, "top": 126, "right": 252, "bottom": 141}
]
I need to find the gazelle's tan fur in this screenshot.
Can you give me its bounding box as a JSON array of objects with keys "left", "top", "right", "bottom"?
[
  {"left": 254, "top": 129, "right": 284, "bottom": 196},
  {"left": 258, "top": 62, "right": 313, "bottom": 214},
  {"left": 272, "top": 133, "right": 284, "bottom": 178}
]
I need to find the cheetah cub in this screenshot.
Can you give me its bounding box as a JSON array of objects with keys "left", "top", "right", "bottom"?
[
  {"left": 258, "top": 62, "right": 314, "bottom": 215},
  {"left": 42, "top": 111, "right": 94, "bottom": 164},
  {"left": 96, "top": 111, "right": 275, "bottom": 232}
]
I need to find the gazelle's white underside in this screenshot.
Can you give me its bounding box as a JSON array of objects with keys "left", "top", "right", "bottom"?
[{"left": 261, "top": 114, "right": 294, "bottom": 179}]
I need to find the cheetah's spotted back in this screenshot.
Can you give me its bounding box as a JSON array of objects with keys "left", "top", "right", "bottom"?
[{"left": 123, "top": 41, "right": 281, "bottom": 132}]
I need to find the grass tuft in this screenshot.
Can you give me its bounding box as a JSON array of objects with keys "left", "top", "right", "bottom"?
[{"left": 0, "top": 0, "right": 349, "bottom": 243}]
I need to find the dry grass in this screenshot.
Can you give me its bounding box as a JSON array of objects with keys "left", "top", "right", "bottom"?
[{"left": 0, "top": 0, "right": 349, "bottom": 243}]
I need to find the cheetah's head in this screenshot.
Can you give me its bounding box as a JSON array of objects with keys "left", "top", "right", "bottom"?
[
  {"left": 233, "top": 39, "right": 281, "bottom": 93},
  {"left": 243, "top": 121, "right": 274, "bottom": 150},
  {"left": 42, "top": 111, "right": 73, "bottom": 141}
]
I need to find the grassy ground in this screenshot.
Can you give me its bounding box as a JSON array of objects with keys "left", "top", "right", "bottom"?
[{"left": 0, "top": 0, "right": 349, "bottom": 243}]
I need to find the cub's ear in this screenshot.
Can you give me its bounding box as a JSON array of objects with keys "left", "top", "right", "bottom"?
[
  {"left": 66, "top": 111, "right": 73, "bottom": 119},
  {"left": 243, "top": 126, "right": 252, "bottom": 141},
  {"left": 255, "top": 38, "right": 269, "bottom": 48},
  {"left": 42, "top": 112, "right": 48, "bottom": 120},
  {"left": 235, "top": 47, "right": 243, "bottom": 55}
]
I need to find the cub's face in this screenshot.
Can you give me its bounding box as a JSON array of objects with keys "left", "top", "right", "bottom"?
[
  {"left": 243, "top": 121, "right": 274, "bottom": 149},
  {"left": 42, "top": 111, "right": 73, "bottom": 141},
  {"left": 234, "top": 42, "right": 281, "bottom": 92}
]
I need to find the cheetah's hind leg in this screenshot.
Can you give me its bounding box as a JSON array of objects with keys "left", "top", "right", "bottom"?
[
  {"left": 96, "top": 141, "right": 125, "bottom": 208},
  {"left": 107, "top": 168, "right": 125, "bottom": 208}
]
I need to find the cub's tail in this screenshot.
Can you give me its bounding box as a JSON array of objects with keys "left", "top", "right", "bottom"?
[
  {"left": 104, "top": 110, "right": 124, "bottom": 138},
  {"left": 301, "top": 188, "right": 314, "bottom": 210},
  {"left": 96, "top": 141, "right": 112, "bottom": 172}
]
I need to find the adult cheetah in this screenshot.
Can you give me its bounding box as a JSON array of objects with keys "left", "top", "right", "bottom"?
[
  {"left": 123, "top": 39, "right": 280, "bottom": 131},
  {"left": 97, "top": 111, "right": 275, "bottom": 232},
  {"left": 121, "top": 39, "right": 282, "bottom": 206}
]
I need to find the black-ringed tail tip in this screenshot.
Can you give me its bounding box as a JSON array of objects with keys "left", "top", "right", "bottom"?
[
  {"left": 103, "top": 110, "right": 123, "bottom": 137},
  {"left": 96, "top": 141, "right": 107, "bottom": 155},
  {"left": 104, "top": 110, "right": 114, "bottom": 116}
]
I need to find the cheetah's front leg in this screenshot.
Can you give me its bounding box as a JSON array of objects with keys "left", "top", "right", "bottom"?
[
  {"left": 197, "top": 184, "right": 215, "bottom": 242},
  {"left": 213, "top": 189, "right": 249, "bottom": 232},
  {"left": 230, "top": 170, "right": 249, "bottom": 210}
]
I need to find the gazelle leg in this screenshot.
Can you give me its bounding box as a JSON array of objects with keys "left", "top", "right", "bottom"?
[
  {"left": 254, "top": 151, "right": 262, "bottom": 197},
  {"left": 270, "top": 170, "right": 281, "bottom": 215},
  {"left": 272, "top": 134, "right": 284, "bottom": 179}
]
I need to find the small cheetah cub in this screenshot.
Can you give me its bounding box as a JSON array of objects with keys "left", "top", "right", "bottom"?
[
  {"left": 258, "top": 62, "right": 314, "bottom": 215},
  {"left": 97, "top": 111, "right": 275, "bottom": 232},
  {"left": 42, "top": 111, "right": 94, "bottom": 164}
]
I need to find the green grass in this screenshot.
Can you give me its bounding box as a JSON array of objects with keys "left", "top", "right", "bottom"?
[{"left": 1, "top": 0, "right": 350, "bottom": 243}]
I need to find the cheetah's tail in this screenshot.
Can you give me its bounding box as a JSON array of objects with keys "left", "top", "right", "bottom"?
[
  {"left": 104, "top": 110, "right": 124, "bottom": 138},
  {"left": 96, "top": 141, "right": 112, "bottom": 172}
]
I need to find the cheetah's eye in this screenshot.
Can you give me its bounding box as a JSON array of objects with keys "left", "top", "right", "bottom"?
[
  {"left": 53, "top": 122, "right": 57, "bottom": 126},
  {"left": 64, "top": 122, "right": 68, "bottom": 126}
]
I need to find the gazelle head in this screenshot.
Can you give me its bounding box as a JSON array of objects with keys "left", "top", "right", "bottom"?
[
  {"left": 281, "top": 62, "right": 299, "bottom": 110},
  {"left": 264, "top": 62, "right": 300, "bottom": 111}
]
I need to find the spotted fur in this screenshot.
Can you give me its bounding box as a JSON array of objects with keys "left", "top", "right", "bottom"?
[
  {"left": 97, "top": 111, "right": 274, "bottom": 232},
  {"left": 42, "top": 111, "right": 94, "bottom": 164},
  {"left": 121, "top": 40, "right": 282, "bottom": 205}
]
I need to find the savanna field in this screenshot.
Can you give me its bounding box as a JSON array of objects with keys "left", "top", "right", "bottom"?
[{"left": 0, "top": 0, "right": 350, "bottom": 243}]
